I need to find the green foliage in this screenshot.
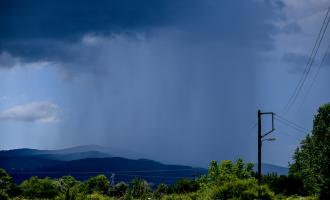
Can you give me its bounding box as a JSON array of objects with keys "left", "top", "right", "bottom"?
[
  {"left": 262, "top": 173, "right": 306, "bottom": 196},
  {"left": 172, "top": 179, "right": 199, "bottom": 194},
  {"left": 0, "top": 168, "right": 13, "bottom": 191},
  {"left": 20, "top": 176, "right": 59, "bottom": 199},
  {"left": 109, "top": 182, "right": 128, "bottom": 197},
  {"left": 275, "top": 194, "right": 318, "bottom": 200},
  {"left": 57, "top": 176, "right": 79, "bottom": 192},
  {"left": 129, "top": 178, "right": 151, "bottom": 199},
  {"left": 83, "top": 175, "right": 110, "bottom": 195},
  {"left": 0, "top": 168, "right": 21, "bottom": 197},
  {"left": 209, "top": 178, "right": 275, "bottom": 200},
  {"left": 83, "top": 192, "right": 112, "bottom": 200},
  {"left": 0, "top": 190, "right": 9, "bottom": 200},
  {"left": 207, "top": 158, "right": 254, "bottom": 185},
  {"left": 290, "top": 103, "right": 330, "bottom": 197},
  {"left": 154, "top": 183, "right": 170, "bottom": 198},
  {"left": 161, "top": 192, "right": 202, "bottom": 200}
]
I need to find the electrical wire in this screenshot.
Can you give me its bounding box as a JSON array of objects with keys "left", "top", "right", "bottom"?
[
  {"left": 274, "top": 117, "right": 309, "bottom": 135},
  {"left": 284, "top": 5, "right": 330, "bottom": 112},
  {"left": 299, "top": 42, "right": 330, "bottom": 108},
  {"left": 275, "top": 114, "right": 310, "bottom": 133}
]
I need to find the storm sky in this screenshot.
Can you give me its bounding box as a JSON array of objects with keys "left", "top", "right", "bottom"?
[{"left": 0, "top": 0, "right": 330, "bottom": 167}]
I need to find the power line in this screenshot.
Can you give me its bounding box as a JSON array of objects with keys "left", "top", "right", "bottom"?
[
  {"left": 285, "top": 5, "right": 330, "bottom": 112},
  {"left": 274, "top": 117, "right": 309, "bottom": 134},
  {"left": 275, "top": 114, "right": 310, "bottom": 133},
  {"left": 275, "top": 117, "right": 307, "bottom": 133},
  {"left": 275, "top": 128, "right": 303, "bottom": 140},
  {"left": 299, "top": 42, "right": 330, "bottom": 108}
]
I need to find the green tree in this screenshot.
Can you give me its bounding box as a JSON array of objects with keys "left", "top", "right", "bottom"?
[
  {"left": 0, "top": 191, "right": 9, "bottom": 200},
  {"left": 207, "top": 159, "right": 254, "bottom": 184},
  {"left": 0, "top": 168, "right": 20, "bottom": 197},
  {"left": 172, "top": 179, "right": 199, "bottom": 194},
  {"left": 155, "top": 183, "right": 170, "bottom": 198},
  {"left": 109, "top": 181, "right": 128, "bottom": 197},
  {"left": 129, "top": 178, "right": 151, "bottom": 198},
  {"left": 262, "top": 173, "right": 306, "bottom": 196},
  {"left": 84, "top": 175, "right": 110, "bottom": 195},
  {"left": 290, "top": 103, "right": 330, "bottom": 198},
  {"left": 0, "top": 169, "right": 12, "bottom": 192},
  {"left": 20, "top": 176, "right": 59, "bottom": 199},
  {"left": 57, "top": 176, "right": 79, "bottom": 193}
]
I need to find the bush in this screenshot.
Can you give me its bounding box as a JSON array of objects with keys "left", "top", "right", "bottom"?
[
  {"left": 83, "top": 175, "right": 110, "bottom": 195},
  {"left": 209, "top": 178, "right": 275, "bottom": 200},
  {"left": 172, "top": 179, "right": 199, "bottom": 194},
  {"left": 57, "top": 176, "right": 79, "bottom": 192},
  {"left": 129, "top": 178, "right": 151, "bottom": 199},
  {"left": 20, "top": 176, "right": 59, "bottom": 199},
  {"left": 84, "top": 192, "right": 112, "bottom": 200},
  {"left": 208, "top": 159, "right": 254, "bottom": 184},
  {"left": 154, "top": 183, "right": 170, "bottom": 198},
  {"left": 0, "top": 191, "right": 9, "bottom": 200},
  {"left": 109, "top": 182, "right": 128, "bottom": 197},
  {"left": 0, "top": 169, "right": 21, "bottom": 197},
  {"left": 263, "top": 173, "right": 306, "bottom": 196}
]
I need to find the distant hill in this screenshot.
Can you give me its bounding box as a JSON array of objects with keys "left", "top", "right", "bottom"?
[
  {"left": 43, "top": 145, "right": 143, "bottom": 159},
  {"left": 0, "top": 146, "right": 206, "bottom": 185},
  {"left": 0, "top": 145, "right": 144, "bottom": 160},
  {"left": 254, "top": 163, "right": 288, "bottom": 175},
  {"left": 0, "top": 146, "right": 288, "bottom": 185}
]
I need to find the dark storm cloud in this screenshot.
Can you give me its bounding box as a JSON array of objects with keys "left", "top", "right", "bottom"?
[
  {"left": 0, "top": 0, "right": 282, "bottom": 71},
  {"left": 0, "top": 0, "right": 202, "bottom": 64},
  {"left": 0, "top": 0, "right": 191, "bottom": 41}
]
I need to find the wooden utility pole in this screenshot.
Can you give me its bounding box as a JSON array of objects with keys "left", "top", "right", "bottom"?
[
  {"left": 258, "top": 110, "right": 262, "bottom": 186},
  {"left": 257, "top": 110, "right": 275, "bottom": 186}
]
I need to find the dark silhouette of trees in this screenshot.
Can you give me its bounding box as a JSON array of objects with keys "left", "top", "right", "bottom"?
[{"left": 290, "top": 103, "right": 330, "bottom": 198}]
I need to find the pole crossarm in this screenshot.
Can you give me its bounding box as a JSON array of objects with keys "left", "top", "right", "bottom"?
[
  {"left": 260, "top": 112, "right": 275, "bottom": 138},
  {"left": 262, "top": 128, "right": 275, "bottom": 138}
]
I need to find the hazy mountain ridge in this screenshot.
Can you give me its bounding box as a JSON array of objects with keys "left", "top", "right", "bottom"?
[
  {"left": 0, "top": 146, "right": 205, "bottom": 184},
  {"left": 0, "top": 146, "right": 288, "bottom": 184}
]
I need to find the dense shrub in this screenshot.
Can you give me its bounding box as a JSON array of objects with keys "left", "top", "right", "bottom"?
[
  {"left": 129, "top": 178, "right": 151, "bottom": 199},
  {"left": 0, "top": 191, "right": 9, "bottom": 200},
  {"left": 20, "top": 176, "right": 59, "bottom": 199},
  {"left": 172, "top": 179, "right": 199, "bottom": 194},
  {"left": 209, "top": 178, "right": 275, "bottom": 200},
  {"left": 154, "top": 183, "right": 170, "bottom": 198},
  {"left": 83, "top": 175, "right": 110, "bottom": 195},
  {"left": 109, "top": 182, "right": 128, "bottom": 197},
  {"left": 263, "top": 173, "right": 306, "bottom": 196},
  {"left": 0, "top": 168, "right": 21, "bottom": 197},
  {"left": 57, "top": 176, "right": 79, "bottom": 192},
  {"left": 161, "top": 192, "right": 202, "bottom": 200}
]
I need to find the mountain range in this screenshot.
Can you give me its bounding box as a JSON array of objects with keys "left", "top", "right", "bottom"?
[{"left": 0, "top": 145, "right": 288, "bottom": 185}]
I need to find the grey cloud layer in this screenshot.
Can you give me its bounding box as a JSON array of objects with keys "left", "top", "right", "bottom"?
[{"left": 0, "top": 101, "right": 60, "bottom": 123}]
